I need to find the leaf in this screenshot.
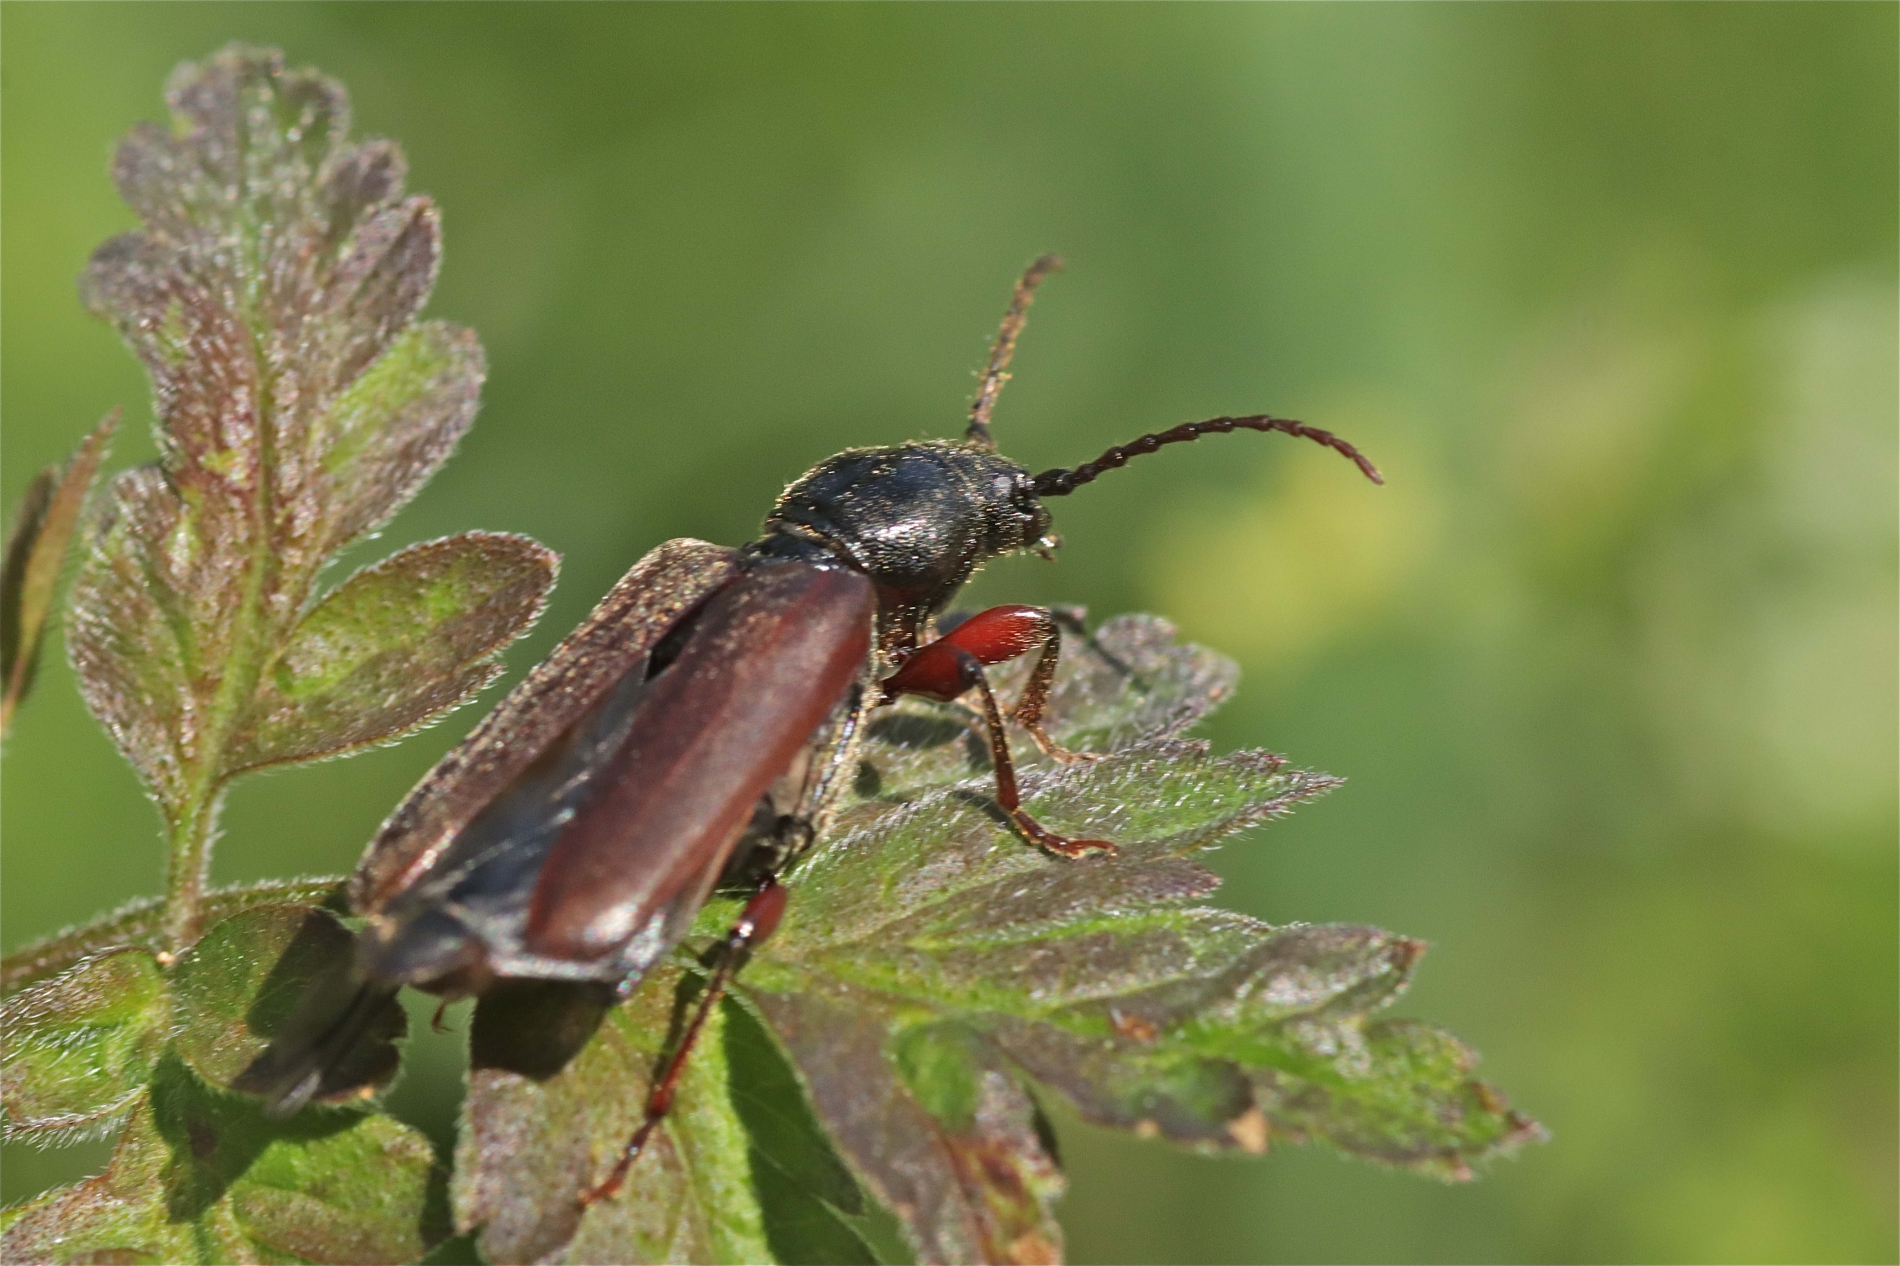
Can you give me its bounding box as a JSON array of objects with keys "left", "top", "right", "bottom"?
[
  {"left": 456, "top": 617, "right": 1541, "bottom": 1262},
  {"left": 5, "top": 44, "right": 522, "bottom": 1264},
  {"left": 64, "top": 44, "right": 544, "bottom": 827},
  {"left": 0, "top": 412, "right": 116, "bottom": 732},
  {"left": 1246, "top": 1019, "right": 1549, "bottom": 1181},
  {"left": 1, "top": 904, "right": 433, "bottom": 1266},
  {"left": 456, "top": 971, "right": 884, "bottom": 1266},
  {"left": 2, "top": 949, "right": 168, "bottom": 1141},
  {"left": 228, "top": 532, "right": 558, "bottom": 771},
  {"left": 1, "top": 1055, "right": 437, "bottom": 1265},
  {"left": 315, "top": 321, "right": 486, "bottom": 555},
  {"left": 1, "top": 878, "right": 345, "bottom": 997},
  {"left": 750, "top": 998, "right": 1065, "bottom": 1266},
  {"left": 454, "top": 972, "right": 774, "bottom": 1266},
  {"left": 721, "top": 1001, "right": 880, "bottom": 1266}
]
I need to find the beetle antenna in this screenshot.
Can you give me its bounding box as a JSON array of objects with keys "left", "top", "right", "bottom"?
[
  {"left": 1031, "top": 414, "right": 1384, "bottom": 496},
  {"left": 967, "top": 254, "right": 1064, "bottom": 451}
]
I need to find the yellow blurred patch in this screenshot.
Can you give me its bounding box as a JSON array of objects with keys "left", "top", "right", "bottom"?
[{"left": 1138, "top": 401, "right": 1440, "bottom": 675}]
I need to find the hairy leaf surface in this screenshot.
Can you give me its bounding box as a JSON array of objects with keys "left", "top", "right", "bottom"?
[
  {"left": 229, "top": 532, "right": 557, "bottom": 771},
  {"left": 1, "top": 949, "right": 167, "bottom": 1140},
  {"left": 4, "top": 43, "right": 526, "bottom": 1266},
  {"left": 0, "top": 898, "right": 432, "bottom": 1265},
  {"left": 1, "top": 1057, "right": 436, "bottom": 1265}
]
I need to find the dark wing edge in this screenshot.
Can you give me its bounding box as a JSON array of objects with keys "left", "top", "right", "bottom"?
[{"left": 348, "top": 538, "right": 740, "bottom": 914}]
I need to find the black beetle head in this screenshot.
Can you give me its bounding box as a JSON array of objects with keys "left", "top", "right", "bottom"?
[{"left": 764, "top": 439, "right": 1053, "bottom": 614}]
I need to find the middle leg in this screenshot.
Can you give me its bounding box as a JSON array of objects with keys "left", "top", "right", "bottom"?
[{"left": 882, "top": 607, "right": 1113, "bottom": 858}]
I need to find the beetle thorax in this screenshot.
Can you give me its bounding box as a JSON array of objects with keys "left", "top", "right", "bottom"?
[{"left": 761, "top": 440, "right": 1053, "bottom": 636}]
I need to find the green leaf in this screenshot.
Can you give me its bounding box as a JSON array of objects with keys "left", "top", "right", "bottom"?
[
  {"left": 1, "top": 878, "right": 345, "bottom": 997},
  {"left": 2, "top": 949, "right": 167, "bottom": 1140},
  {"left": 3, "top": 900, "right": 434, "bottom": 1264},
  {"left": 753, "top": 617, "right": 1539, "bottom": 1257},
  {"left": 316, "top": 321, "right": 487, "bottom": 554},
  {"left": 0, "top": 411, "right": 115, "bottom": 733},
  {"left": 750, "top": 995, "right": 1066, "bottom": 1266},
  {"left": 456, "top": 976, "right": 884, "bottom": 1266},
  {"left": 228, "top": 532, "right": 558, "bottom": 771},
  {"left": 722, "top": 1000, "right": 879, "bottom": 1265},
  {"left": 768, "top": 739, "right": 1334, "bottom": 982},
  {"left": 454, "top": 970, "right": 773, "bottom": 1265},
  {"left": 1, "top": 1055, "right": 437, "bottom": 1265},
  {"left": 5, "top": 44, "right": 520, "bottom": 1264}
]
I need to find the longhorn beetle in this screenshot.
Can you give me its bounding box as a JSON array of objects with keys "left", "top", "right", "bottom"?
[{"left": 239, "top": 256, "right": 1382, "bottom": 1205}]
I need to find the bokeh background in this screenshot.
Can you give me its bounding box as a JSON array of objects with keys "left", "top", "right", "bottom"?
[{"left": 4, "top": 5, "right": 1894, "bottom": 1262}]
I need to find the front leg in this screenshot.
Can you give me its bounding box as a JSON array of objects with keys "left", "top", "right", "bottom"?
[
  {"left": 889, "top": 605, "right": 1092, "bottom": 760},
  {"left": 882, "top": 606, "right": 1113, "bottom": 858}
]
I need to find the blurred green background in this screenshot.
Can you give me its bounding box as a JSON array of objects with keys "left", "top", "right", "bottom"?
[{"left": 4, "top": 5, "right": 1894, "bottom": 1262}]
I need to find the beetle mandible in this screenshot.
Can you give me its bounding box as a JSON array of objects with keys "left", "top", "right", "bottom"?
[{"left": 239, "top": 255, "right": 1382, "bottom": 1204}]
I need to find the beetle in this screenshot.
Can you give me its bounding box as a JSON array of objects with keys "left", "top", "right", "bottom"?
[{"left": 238, "top": 255, "right": 1381, "bottom": 1204}]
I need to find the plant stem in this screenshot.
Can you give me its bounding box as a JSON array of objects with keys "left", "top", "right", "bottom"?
[
  {"left": 158, "top": 327, "right": 280, "bottom": 952},
  {"left": 162, "top": 780, "right": 222, "bottom": 951}
]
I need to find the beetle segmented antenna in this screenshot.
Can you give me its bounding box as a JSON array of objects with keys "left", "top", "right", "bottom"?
[
  {"left": 967, "top": 254, "right": 1064, "bottom": 451},
  {"left": 1031, "top": 414, "right": 1384, "bottom": 496}
]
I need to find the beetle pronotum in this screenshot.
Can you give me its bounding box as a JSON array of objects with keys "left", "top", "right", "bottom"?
[{"left": 239, "top": 256, "right": 1381, "bottom": 1205}]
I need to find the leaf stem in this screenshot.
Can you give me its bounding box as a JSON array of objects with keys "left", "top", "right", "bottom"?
[
  {"left": 162, "top": 781, "right": 223, "bottom": 950},
  {"left": 160, "top": 345, "right": 280, "bottom": 952}
]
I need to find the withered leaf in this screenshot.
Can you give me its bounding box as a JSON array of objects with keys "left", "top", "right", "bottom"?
[{"left": 0, "top": 412, "right": 116, "bottom": 733}]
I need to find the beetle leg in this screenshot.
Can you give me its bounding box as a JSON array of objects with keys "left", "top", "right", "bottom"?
[
  {"left": 884, "top": 604, "right": 1093, "bottom": 763},
  {"left": 1008, "top": 613, "right": 1098, "bottom": 765},
  {"left": 579, "top": 879, "right": 791, "bottom": 1208},
  {"left": 947, "top": 646, "right": 1114, "bottom": 859}
]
